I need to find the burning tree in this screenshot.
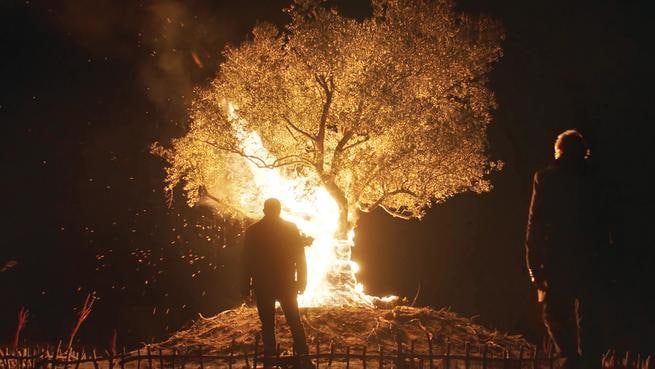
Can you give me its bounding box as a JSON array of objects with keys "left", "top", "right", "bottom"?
[{"left": 154, "top": 0, "right": 503, "bottom": 306}]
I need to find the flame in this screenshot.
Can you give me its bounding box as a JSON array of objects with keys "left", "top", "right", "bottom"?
[{"left": 223, "top": 104, "right": 393, "bottom": 307}]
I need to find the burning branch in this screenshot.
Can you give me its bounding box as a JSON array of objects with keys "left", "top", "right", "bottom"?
[
  {"left": 67, "top": 293, "right": 95, "bottom": 350},
  {"left": 12, "top": 307, "right": 29, "bottom": 349}
]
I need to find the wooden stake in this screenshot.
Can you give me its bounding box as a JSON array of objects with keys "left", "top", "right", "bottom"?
[
  {"left": 328, "top": 341, "right": 335, "bottom": 368},
  {"left": 227, "top": 341, "right": 233, "bottom": 369},
  {"left": 17, "top": 346, "right": 23, "bottom": 369},
  {"left": 23, "top": 347, "right": 29, "bottom": 369},
  {"left": 120, "top": 347, "right": 126, "bottom": 369},
  {"left": 0, "top": 346, "right": 5, "bottom": 369},
  {"left": 396, "top": 336, "right": 402, "bottom": 369},
  {"left": 379, "top": 345, "right": 384, "bottom": 369},
  {"left": 254, "top": 335, "right": 259, "bottom": 369},
  {"left": 74, "top": 348, "right": 82, "bottom": 369},
  {"left": 427, "top": 333, "right": 433, "bottom": 369},
  {"left": 63, "top": 347, "right": 73, "bottom": 369},
  {"left": 146, "top": 346, "right": 153, "bottom": 369},
  {"left": 136, "top": 349, "right": 142, "bottom": 369},
  {"left": 4, "top": 347, "right": 11, "bottom": 369},
  {"left": 444, "top": 341, "right": 450, "bottom": 369},
  {"left": 107, "top": 349, "right": 116, "bottom": 369},
  {"left": 531, "top": 347, "right": 538, "bottom": 369},
  {"left": 52, "top": 341, "right": 63, "bottom": 369},
  {"left": 362, "top": 346, "right": 367, "bottom": 369},
  {"left": 345, "top": 346, "right": 350, "bottom": 369},
  {"left": 38, "top": 347, "right": 45, "bottom": 369},
  {"left": 410, "top": 340, "right": 416, "bottom": 369},
  {"left": 91, "top": 349, "right": 99, "bottom": 369}
]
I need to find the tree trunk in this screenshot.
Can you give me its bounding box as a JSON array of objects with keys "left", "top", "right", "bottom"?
[{"left": 323, "top": 179, "right": 349, "bottom": 239}]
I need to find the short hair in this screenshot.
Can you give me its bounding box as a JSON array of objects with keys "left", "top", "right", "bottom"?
[
  {"left": 554, "top": 129, "right": 589, "bottom": 160},
  {"left": 263, "top": 198, "right": 282, "bottom": 217}
]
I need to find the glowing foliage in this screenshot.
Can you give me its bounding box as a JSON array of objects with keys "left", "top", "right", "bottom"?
[{"left": 155, "top": 0, "right": 503, "bottom": 229}]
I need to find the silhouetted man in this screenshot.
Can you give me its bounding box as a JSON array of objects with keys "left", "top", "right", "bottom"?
[
  {"left": 525, "top": 130, "right": 608, "bottom": 369},
  {"left": 243, "top": 198, "right": 310, "bottom": 369}
]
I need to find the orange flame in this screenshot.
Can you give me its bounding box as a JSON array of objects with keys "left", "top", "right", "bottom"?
[{"left": 221, "top": 104, "right": 395, "bottom": 307}]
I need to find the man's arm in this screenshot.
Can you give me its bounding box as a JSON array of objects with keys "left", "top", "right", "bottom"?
[
  {"left": 525, "top": 172, "right": 548, "bottom": 287},
  {"left": 293, "top": 226, "right": 308, "bottom": 294}
]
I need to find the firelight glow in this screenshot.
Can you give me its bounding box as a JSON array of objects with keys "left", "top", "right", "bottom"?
[{"left": 227, "top": 104, "right": 390, "bottom": 307}]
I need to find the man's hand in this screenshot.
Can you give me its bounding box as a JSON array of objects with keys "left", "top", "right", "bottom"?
[
  {"left": 533, "top": 278, "right": 548, "bottom": 292},
  {"left": 300, "top": 233, "right": 314, "bottom": 246}
]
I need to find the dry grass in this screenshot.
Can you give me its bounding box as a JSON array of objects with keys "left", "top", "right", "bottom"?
[{"left": 153, "top": 305, "right": 534, "bottom": 358}]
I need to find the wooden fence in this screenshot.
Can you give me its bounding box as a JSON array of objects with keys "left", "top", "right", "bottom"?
[{"left": 0, "top": 339, "right": 651, "bottom": 369}]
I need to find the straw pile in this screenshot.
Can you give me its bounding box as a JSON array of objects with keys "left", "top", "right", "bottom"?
[{"left": 153, "top": 305, "right": 534, "bottom": 358}]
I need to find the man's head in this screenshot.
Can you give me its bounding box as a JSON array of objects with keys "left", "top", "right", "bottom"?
[
  {"left": 554, "top": 129, "right": 590, "bottom": 161},
  {"left": 263, "top": 198, "right": 282, "bottom": 218}
]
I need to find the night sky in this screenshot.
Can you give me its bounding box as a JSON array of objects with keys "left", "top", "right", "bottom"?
[{"left": 1, "top": 0, "right": 654, "bottom": 352}]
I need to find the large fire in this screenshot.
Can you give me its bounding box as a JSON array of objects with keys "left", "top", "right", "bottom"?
[{"left": 222, "top": 104, "right": 393, "bottom": 307}]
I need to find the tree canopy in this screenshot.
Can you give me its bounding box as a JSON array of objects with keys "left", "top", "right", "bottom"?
[{"left": 154, "top": 0, "right": 504, "bottom": 235}]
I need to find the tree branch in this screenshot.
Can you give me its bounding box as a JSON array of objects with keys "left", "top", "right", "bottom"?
[
  {"left": 378, "top": 204, "right": 414, "bottom": 220},
  {"left": 283, "top": 115, "right": 317, "bottom": 143},
  {"left": 342, "top": 135, "right": 370, "bottom": 151},
  {"left": 200, "top": 187, "right": 253, "bottom": 220},
  {"left": 194, "top": 138, "right": 311, "bottom": 169},
  {"left": 314, "top": 74, "right": 333, "bottom": 172},
  {"left": 365, "top": 187, "right": 418, "bottom": 213},
  {"left": 334, "top": 130, "right": 354, "bottom": 154}
]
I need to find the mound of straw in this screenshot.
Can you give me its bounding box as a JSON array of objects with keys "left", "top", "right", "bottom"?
[{"left": 154, "top": 305, "right": 533, "bottom": 357}]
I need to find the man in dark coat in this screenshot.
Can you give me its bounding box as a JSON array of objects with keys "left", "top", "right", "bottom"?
[
  {"left": 525, "top": 130, "right": 608, "bottom": 369},
  {"left": 243, "top": 198, "right": 310, "bottom": 369}
]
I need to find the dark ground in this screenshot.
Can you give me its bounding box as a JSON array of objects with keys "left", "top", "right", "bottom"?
[{"left": 1, "top": 0, "right": 653, "bottom": 352}]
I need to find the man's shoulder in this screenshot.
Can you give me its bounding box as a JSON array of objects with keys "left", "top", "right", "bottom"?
[
  {"left": 280, "top": 219, "right": 299, "bottom": 232},
  {"left": 246, "top": 218, "right": 298, "bottom": 231},
  {"left": 245, "top": 219, "right": 265, "bottom": 234},
  {"left": 534, "top": 163, "right": 559, "bottom": 183}
]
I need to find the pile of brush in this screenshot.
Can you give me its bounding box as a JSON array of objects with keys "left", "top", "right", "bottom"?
[{"left": 154, "top": 305, "right": 533, "bottom": 358}]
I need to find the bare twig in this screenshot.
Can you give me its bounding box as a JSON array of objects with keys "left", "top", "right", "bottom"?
[
  {"left": 13, "top": 307, "right": 29, "bottom": 350},
  {"left": 67, "top": 294, "right": 96, "bottom": 351}
]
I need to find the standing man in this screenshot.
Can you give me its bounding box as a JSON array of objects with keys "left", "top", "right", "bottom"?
[
  {"left": 243, "top": 198, "right": 311, "bottom": 369},
  {"left": 525, "top": 130, "right": 608, "bottom": 369}
]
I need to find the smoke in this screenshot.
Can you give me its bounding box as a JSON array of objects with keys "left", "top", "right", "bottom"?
[
  {"left": 138, "top": 1, "right": 227, "bottom": 122},
  {"left": 44, "top": 0, "right": 234, "bottom": 122}
]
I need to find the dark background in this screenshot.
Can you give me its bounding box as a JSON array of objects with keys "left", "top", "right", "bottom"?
[{"left": 1, "top": 0, "right": 653, "bottom": 352}]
